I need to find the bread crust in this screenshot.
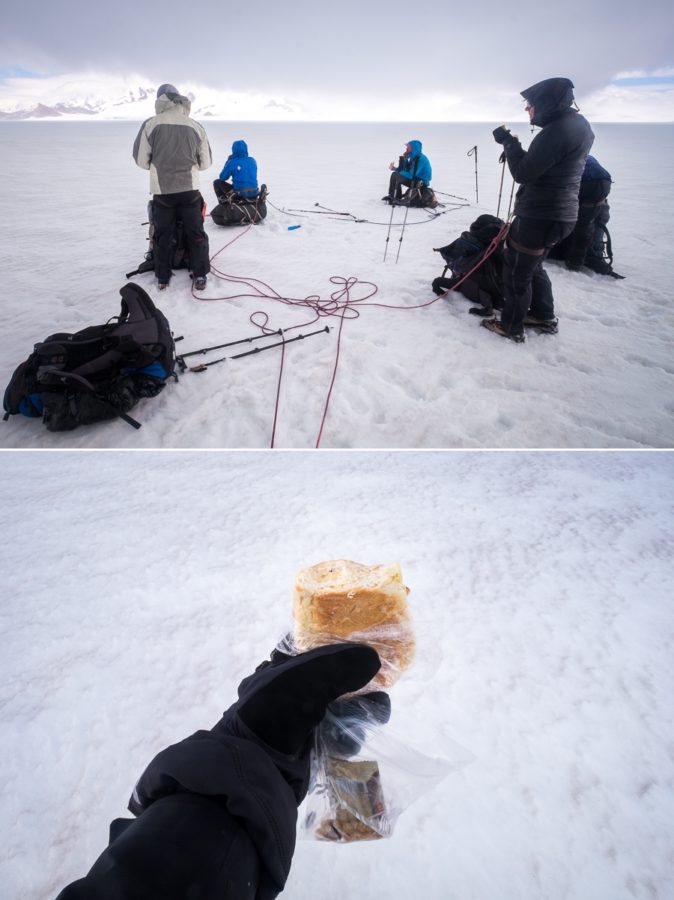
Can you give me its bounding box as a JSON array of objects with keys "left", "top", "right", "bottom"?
[{"left": 293, "top": 560, "right": 415, "bottom": 687}]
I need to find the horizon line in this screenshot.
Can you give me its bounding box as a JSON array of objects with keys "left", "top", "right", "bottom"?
[{"left": 1, "top": 117, "right": 672, "bottom": 125}]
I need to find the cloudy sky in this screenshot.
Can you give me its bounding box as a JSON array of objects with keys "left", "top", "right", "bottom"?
[{"left": 1, "top": 0, "right": 673, "bottom": 120}]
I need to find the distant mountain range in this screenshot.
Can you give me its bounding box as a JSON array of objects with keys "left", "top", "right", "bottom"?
[
  {"left": 0, "top": 85, "right": 160, "bottom": 120},
  {"left": 0, "top": 82, "right": 298, "bottom": 120}
]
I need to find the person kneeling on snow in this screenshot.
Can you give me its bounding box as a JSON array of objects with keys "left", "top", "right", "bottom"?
[
  {"left": 547, "top": 155, "right": 624, "bottom": 278},
  {"left": 214, "top": 140, "right": 260, "bottom": 202},
  {"left": 382, "top": 140, "right": 437, "bottom": 208}
]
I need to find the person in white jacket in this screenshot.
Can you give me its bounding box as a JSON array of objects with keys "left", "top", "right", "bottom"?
[{"left": 133, "top": 83, "right": 213, "bottom": 290}]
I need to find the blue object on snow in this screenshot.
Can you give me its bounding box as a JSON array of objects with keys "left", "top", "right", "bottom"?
[{"left": 288, "top": 225, "right": 301, "bottom": 231}]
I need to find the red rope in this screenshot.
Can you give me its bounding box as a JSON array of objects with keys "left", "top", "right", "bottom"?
[
  {"left": 270, "top": 337, "right": 285, "bottom": 449},
  {"left": 197, "top": 220, "right": 509, "bottom": 446},
  {"left": 314, "top": 277, "right": 365, "bottom": 448}
]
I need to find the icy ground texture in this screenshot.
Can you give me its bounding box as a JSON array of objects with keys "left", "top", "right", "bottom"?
[
  {"left": 1, "top": 451, "right": 673, "bottom": 899},
  {"left": 1, "top": 122, "right": 673, "bottom": 449}
]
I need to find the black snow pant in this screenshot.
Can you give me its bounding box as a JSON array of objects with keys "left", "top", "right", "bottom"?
[
  {"left": 500, "top": 216, "right": 575, "bottom": 337},
  {"left": 213, "top": 178, "right": 258, "bottom": 203},
  {"left": 561, "top": 200, "right": 608, "bottom": 269},
  {"left": 153, "top": 190, "right": 210, "bottom": 283},
  {"left": 55, "top": 695, "right": 308, "bottom": 900},
  {"left": 583, "top": 203, "right": 613, "bottom": 274},
  {"left": 388, "top": 172, "right": 412, "bottom": 200}
]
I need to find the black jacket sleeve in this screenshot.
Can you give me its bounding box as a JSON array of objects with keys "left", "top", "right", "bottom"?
[
  {"left": 504, "top": 110, "right": 595, "bottom": 222},
  {"left": 55, "top": 721, "right": 305, "bottom": 900}
]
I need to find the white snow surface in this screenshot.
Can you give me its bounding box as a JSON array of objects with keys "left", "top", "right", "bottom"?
[
  {"left": 1, "top": 451, "right": 673, "bottom": 900},
  {"left": 1, "top": 121, "right": 673, "bottom": 450}
]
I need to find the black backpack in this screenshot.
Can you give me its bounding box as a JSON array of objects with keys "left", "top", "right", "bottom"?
[
  {"left": 3, "top": 283, "right": 175, "bottom": 431},
  {"left": 126, "top": 195, "right": 207, "bottom": 279},
  {"left": 211, "top": 186, "right": 268, "bottom": 226},
  {"left": 436, "top": 214, "right": 505, "bottom": 274},
  {"left": 584, "top": 219, "right": 624, "bottom": 278},
  {"left": 396, "top": 184, "right": 438, "bottom": 209}
]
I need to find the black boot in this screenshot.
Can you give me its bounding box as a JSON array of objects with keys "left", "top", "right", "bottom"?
[{"left": 236, "top": 644, "right": 381, "bottom": 755}]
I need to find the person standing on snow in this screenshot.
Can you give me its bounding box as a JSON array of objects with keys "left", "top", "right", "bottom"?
[
  {"left": 214, "top": 140, "right": 260, "bottom": 202},
  {"left": 133, "top": 83, "right": 213, "bottom": 291},
  {"left": 483, "top": 77, "right": 594, "bottom": 342},
  {"left": 383, "top": 140, "right": 433, "bottom": 206}
]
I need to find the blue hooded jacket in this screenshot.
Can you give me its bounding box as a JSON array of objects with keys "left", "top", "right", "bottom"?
[
  {"left": 398, "top": 140, "right": 432, "bottom": 186},
  {"left": 219, "top": 140, "right": 258, "bottom": 195}
]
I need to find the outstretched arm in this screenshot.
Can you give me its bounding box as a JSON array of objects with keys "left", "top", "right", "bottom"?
[{"left": 56, "top": 644, "right": 380, "bottom": 900}]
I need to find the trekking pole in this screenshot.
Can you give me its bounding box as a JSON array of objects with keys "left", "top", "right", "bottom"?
[
  {"left": 383, "top": 199, "right": 397, "bottom": 261},
  {"left": 176, "top": 329, "right": 284, "bottom": 370},
  {"left": 506, "top": 177, "right": 516, "bottom": 218},
  {"left": 496, "top": 153, "right": 506, "bottom": 218},
  {"left": 286, "top": 206, "right": 352, "bottom": 217},
  {"left": 387, "top": 156, "right": 419, "bottom": 263},
  {"left": 467, "top": 146, "right": 479, "bottom": 204},
  {"left": 396, "top": 157, "right": 422, "bottom": 263},
  {"left": 187, "top": 327, "right": 330, "bottom": 372},
  {"left": 395, "top": 197, "right": 412, "bottom": 264},
  {"left": 434, "top": 189, "right": 470, "bottom": 202},
  {"left": 314, "top": 203, "right": 361, "bottom": 221}
]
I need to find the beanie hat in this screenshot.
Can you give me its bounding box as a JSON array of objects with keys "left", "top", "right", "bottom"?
[{"left": 156, "top": 83, "right": 179, "bottom": 98}]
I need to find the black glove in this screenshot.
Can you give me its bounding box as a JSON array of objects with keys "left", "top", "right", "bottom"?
[
  {"left": 499, "top": 151, "right": 506, "bottom": 164},
  {"left": 493, "top": 125, "right": 514, "bottom": 145}
]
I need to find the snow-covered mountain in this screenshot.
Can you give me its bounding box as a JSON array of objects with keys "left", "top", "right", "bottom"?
[
  {"left": 0, "top": 80, "right": 153, "bottom": 119},
  {"left": 0, "top": 73, "right": 303, "bottom": 121}
]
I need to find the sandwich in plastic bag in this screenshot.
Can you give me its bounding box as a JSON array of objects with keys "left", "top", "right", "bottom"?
[{"left": 281, "top": 560, "right": 471, "bottom": 842}]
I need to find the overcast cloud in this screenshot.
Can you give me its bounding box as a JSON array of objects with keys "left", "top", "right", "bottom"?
[{"left": 1, "top": 0, "right": 673, "bottom": 118}]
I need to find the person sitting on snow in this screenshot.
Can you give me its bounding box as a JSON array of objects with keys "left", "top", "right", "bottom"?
[
  {"left": 382, "top": 140, "right": 437, "bottom": 207},
  {"left": 214, "top": 140, "right": 260, "bottom": 203}
]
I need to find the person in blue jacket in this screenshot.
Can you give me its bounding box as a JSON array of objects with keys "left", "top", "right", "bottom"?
[
  {"left": 214, "top": 139, "right": 259, "bottom": 202},
  {"left": 383, "top": 140, "right": 433, "bottom": 204}
]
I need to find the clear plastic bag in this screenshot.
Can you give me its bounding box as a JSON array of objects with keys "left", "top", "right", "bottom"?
[
  {"left": 292, "top": 560, "right": 416, "bottom": 690},
  {"left": 297, "top": 690, "right": 473, "bottom": 843},
  {"left": 279, "top": 558, "right": 472, "bottom": 842}
]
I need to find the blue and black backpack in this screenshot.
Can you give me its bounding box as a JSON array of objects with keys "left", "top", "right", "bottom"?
[{"left": 3, "top": 283, "right": 175, "bottom": 431}]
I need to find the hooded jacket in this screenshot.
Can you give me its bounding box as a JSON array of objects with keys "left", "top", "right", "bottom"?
[
  {"left": 503, "top": 78, "right": 594, "bottom": 222},
  {"left": 219, "top": 140, "right": 259, "bottom": 195},
  {"left": 133, "top": 93, "right": 212, "bottom": 195},
  {"left": 579, "top": 154, "right": 612, "bottom": 205},
  {"left": 398, "top": 140, "right": 432, "bottom": 186}
]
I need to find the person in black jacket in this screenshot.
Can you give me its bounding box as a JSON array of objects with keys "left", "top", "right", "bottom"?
[
  {"left": 55, "top": 643, "right": 382, "bottom": 900},
  {"left": 559, "top": 155, "right": 611, "bottom": 270},
  {"left": 483, "top": 77, "right": 594, "bottom": 342},
  {"left": 548, "top": 155, "right": 623, "bottom": 276}
]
